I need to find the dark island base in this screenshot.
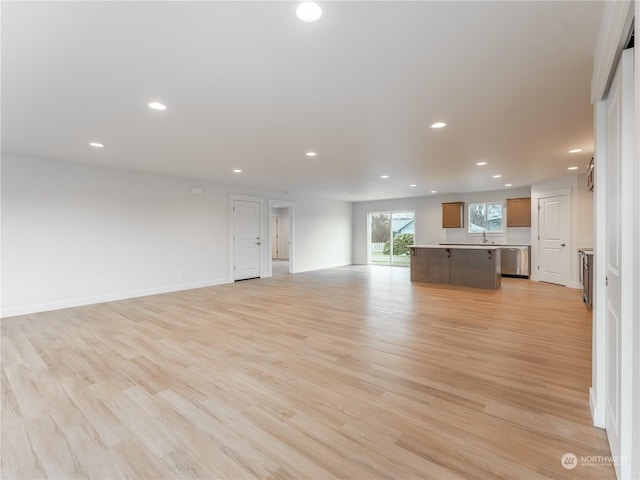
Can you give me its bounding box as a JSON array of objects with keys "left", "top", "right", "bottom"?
[{"left": 410, "top": 246, "right": 501, "bottom": 290}]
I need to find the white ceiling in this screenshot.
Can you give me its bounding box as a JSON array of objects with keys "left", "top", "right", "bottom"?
[{"left": 1, "top": 1, "right": 602, "bottom": 202}]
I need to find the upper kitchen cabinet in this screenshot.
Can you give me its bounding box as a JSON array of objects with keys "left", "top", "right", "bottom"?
[
  {"left": 506, "top": 197, "right": 531, "bottom": 227},
  {"left": 442, "top": 202, "right": 464, "bottom": 228}
]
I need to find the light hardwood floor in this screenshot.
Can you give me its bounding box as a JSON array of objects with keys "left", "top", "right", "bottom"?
[{"left": 1, "top": 266, "right": 614, "bottom": 479}]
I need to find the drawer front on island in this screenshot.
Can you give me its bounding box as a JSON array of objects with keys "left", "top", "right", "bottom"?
[{"left": 410, "top": 246, "right": 501, "bottom": 290}]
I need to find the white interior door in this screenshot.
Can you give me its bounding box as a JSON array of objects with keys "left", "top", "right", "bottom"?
[
  {"left": 233, "top": 200, "right": 261, "bottom": 280},
  {"left": 603, "top": 47, "right": 634, "bottom": 479},
  {"left": 538, "top": 193, "right": 570, "bottom": 285}
]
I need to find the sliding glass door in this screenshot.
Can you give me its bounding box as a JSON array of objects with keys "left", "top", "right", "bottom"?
[
  {"left": 368, "top": 211, "right": 415, "bottom": 266},
  {"left": 369, "top": 213, "right": 390, "bottom": 265}
]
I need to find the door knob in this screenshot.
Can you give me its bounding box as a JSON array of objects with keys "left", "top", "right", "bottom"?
[
  {"left": 560, "top": 243, "right": 566, "bottom": 247},
  {"left": 257, "top": 242, "right": 262, "bottom": 245}
]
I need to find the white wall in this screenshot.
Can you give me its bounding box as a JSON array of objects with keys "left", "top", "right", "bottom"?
[
  {"left": 352, "top": 186, "right": 532, "bottom": 265},
  {"left": 576, "top": 173, "right": 594, "bottom": 249},
  {"left": 294, "top": 197, "right": 351, "bottom": 272},
  {"left": 1, "top": 154, "right": 353, "bottom": 317}
]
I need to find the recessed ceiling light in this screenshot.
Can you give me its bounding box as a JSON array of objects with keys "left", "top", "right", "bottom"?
[
  {"left": 569, "top": 148, "right": 582, "bottom": 153},
  {"left": 493, "top": 174, "right": 502, "bottom": 178},
  {"left": 233, "top": 169, "right": 242, "bottom": 173},
  {"left": 505, "top": 183, "right": 512, "bottom": 187},
  {"left": 476, "top": 162, "right": 487, "bottom": 166},
  {"left": 409, "top": 184, "right": 417, "bottom": 187},
  {"left": 306, "top": 152, "right": 317, "bottom": 157},
  {"left": 430, "top": 190, "right": 437, "bottom": 194},
  {"left": 567, "top": 166, "right": 579, "bottom": 170},
  {"left": 89, "top": 142, "right": 104, "bottom": 148},
  {"left": 148, "top": 102, "right": 167, "bottom": 111},
  {"left": 380, "top": 175, "right": 390, "bottom": 179},
  {"left": 430, "top": 122, "right": 447, "bottom": 129},
  {"left": 296, "top": 2, "right": 323, "bottom": 22}
]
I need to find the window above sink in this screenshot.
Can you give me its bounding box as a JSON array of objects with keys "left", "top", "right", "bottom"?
[{"left": 468, "top": 202, "right": 504, "bottom": 234}]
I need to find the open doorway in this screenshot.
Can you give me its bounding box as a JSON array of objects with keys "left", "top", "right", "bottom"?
[{"left": 268, "top": 200, "right": 294, "bottom": 276}]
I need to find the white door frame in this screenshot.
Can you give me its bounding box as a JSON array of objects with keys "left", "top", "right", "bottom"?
[
  {"left": 270, "top": 215, "right": 279, "bottom": 260},
  {"left": 267, "top": 199, "right": 295, "bottom": 277},
  {"left": 590, "top": 2, "right": 637, "bottom": 478},
  {"left": 230, "top": 194, "right": 265, "bottom": 280}
]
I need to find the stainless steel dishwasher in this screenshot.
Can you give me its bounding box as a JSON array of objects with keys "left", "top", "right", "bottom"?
[{"left": 500, "top": 246, "right": 530, "bottom": 278}]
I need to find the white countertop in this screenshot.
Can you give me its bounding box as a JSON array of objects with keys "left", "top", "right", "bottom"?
[
  {"left": 440, "top": 243, "right": 530, "bottom": 247},
  {"left": 411, "top": 245, "right": 501, "bottom": 250}
]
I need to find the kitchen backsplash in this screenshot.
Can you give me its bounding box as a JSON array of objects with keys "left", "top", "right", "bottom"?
[{"left": 445, "top": 227, "right": 532, "bottom": 245}]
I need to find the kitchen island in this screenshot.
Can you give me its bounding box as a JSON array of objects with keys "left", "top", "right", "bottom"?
[{"left": 409, "top": 245, "right": 501, "bottom": 290}]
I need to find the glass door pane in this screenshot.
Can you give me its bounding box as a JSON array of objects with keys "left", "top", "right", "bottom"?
[
  {"left": 369, "top": 213, "right": 391, "bottom": 265},
  {"left": 391, "top": 212, "right": 415, "bottom": 266}
]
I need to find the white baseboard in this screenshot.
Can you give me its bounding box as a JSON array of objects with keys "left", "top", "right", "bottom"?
[
  {"left": 590, "top": 387, "right": 606, "bottom": 428},
  {"left": 0, "top": 277, "right": 232, "bottom": 318}
]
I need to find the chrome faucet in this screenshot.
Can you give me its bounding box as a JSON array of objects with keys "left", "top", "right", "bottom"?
[{"left": 482, "top": 231, "right": 488, "bottom": 243}]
